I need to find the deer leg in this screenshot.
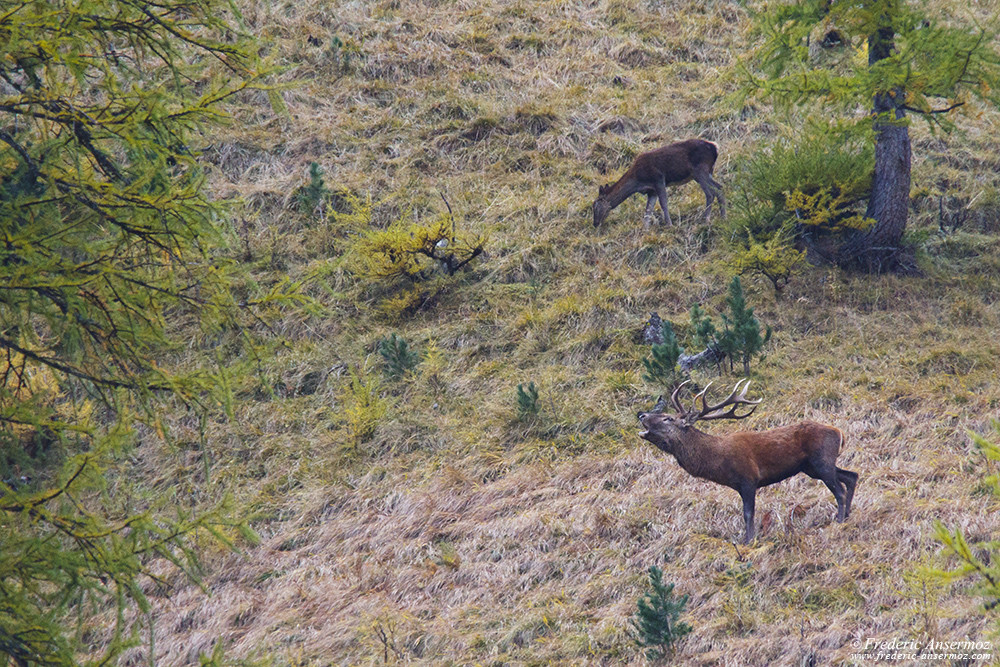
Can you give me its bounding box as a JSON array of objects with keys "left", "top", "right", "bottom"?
[
  {"left": 739, "top": 486, "right": 756, "bottom": 544},
  {"left": 820, "top": 473, "right": 848, "bottom": 522},
  {"left": 805, "top": 462, "right": 848, "bottom": 522},
  {"left": 708, "top": 176, "right": 727, "bottom": 218},
  {"left": 836, "top": 468, "right": 859, "bottom": 518},
  {"left": 693, "top": 171, "right": 718, "bottom": 221},
  {"left": 643, "top": 193, "right": 657, "bottom": 229},
  {"left": 655, "top": 180, "right": 672, "bottom": 226}
]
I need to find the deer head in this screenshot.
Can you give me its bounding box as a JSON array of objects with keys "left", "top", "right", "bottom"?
[
  {"left": 592, "top": 186, "right": 612, "bottom": 227},
  {"left": 637, "top": 379, "right": 761, "bottom": 453}
]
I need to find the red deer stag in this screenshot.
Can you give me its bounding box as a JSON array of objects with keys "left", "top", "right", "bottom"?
[
  {"left": 592, "top": 138, "right": 725, "bottom": 228},
  {"left": 637, "top": 380, "right": 857, "bottom": 544}
]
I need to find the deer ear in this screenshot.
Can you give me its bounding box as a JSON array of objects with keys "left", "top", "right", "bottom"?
[{"left": 598, "top": 184, "right": 609, "bottom": 196}]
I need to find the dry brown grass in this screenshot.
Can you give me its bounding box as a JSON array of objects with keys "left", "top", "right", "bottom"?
[{"left": 97, "top": 0, "right": 1000, "bottom": 664}]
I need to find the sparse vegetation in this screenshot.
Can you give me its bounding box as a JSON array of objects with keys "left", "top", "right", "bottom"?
[{"left": 935, "top": 422, "right": 1000, "bottom": 623}]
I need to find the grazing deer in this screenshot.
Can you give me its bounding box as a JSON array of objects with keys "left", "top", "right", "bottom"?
[
  {"left": 636, "top": 380, "right": 857, "bottom": 544},
  {"left": 592, "top": 138, "right": 726, "bottom": 228}
]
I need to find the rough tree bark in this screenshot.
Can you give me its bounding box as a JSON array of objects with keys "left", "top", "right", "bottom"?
[{"left": 838, "top": 6, "right": 912, "bottom": 272}]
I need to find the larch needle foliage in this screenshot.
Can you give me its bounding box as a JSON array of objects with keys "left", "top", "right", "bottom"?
[
  {"left": 341, "top": 198, "right": 486, "bottom": 282},
  {"left": 934, "top": 422, "right": 1000, "bottom": 629},
  {"left": 0, "top": 0, "right": 286, "bottom": 662}
]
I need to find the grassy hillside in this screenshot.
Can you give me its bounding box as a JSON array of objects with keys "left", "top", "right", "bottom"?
[{"left": 101, "top": 0, "right": 1000, "bottom": 664}]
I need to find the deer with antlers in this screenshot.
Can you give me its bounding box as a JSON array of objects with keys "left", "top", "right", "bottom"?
[
  {"left": 592, "top": 138, "right": 726, "bottom": 228},
  {"left": 637, "top": 380, "right": 858, "bottom": 544}
]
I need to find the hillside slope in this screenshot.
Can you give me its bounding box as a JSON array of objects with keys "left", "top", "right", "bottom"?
[{"left": 107, "top": 0, "right": 1000, "bottom": 664}]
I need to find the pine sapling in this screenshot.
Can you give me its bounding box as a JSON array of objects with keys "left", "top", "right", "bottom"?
[
  {"left": 631, "top": 566, "right": 692, "bottom": 661},
  {"left": 719, "top": 276, "right": 771, "bottom": 375},
  {"left": 516, "top": 381, "right": 541, "bottom": 420},
  {"left": 680, "top": 303, "right": 726, "bottom": 373},
  {"left": 642, "top": 319, "right": 684, "bottom": 390},
  {"left": 296, "top": 161, "right": 330, "bottom": 218},
  {"left": 377, "top": 333, "right": 419, "bottom": 379}
]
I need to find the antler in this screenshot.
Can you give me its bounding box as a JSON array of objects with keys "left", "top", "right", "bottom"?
[
  {"left": 687, "top": 379, "right": 761, "bottom": 423},
  {"left": 669, "top": 380, "right": 690, "bottom": 413}
]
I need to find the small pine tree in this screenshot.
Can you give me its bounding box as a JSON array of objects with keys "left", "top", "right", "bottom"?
[
  {"left": 719, "top": 276, "right": 771, "bottom": 375},
  {"left": 296, "top": 161, "right": 330, "bottom": 217},
  {"left": 631, "top": 566, "right": 692, "bottom": 661},
  {"left": 690, "top": 303, "right": 718, "bottom": 349},
  {"left": 688, "top": 303, "right": 724, "bottom": 374},
  {"left": 642, "top": 320, "right": 683, "bottom": 390},
  {"left": 377, "top": 333, "right": 419, "bottom": 379},
  {"left": 516, "top": 381, "right": 540, "bottom": 420}
]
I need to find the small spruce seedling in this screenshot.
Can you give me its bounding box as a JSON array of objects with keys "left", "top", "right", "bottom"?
[
  {"left": 377, "top": 333, "right": 419, "bottom": 379},
  {"left": 642, "top": 319, "right": 683, "bottom": 390},
  {"left": 296, "top": 161, "right": 330, "bottom": 217},
  {"left": 719, "top": 276, "right": 771, "bottom": 375},
  {"left": 631, "top": 565, "right": 692, "bottom": 661},
  {"left": 516, "top": 381, "right": 540, "bottom": 420}
]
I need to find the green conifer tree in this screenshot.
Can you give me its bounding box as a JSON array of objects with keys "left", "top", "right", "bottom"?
[
  {"left": 720, "top": 277, "right": 771, "bottom": 375},
  {"left": 631, "top": 565, "right": 692, "bottom": 661},
  {"left": 296, "top": 161, "right": 332, "bottom": 217},
  {"left": 378, "top": 333, "right": 420, "bottom": 379},
  {"left": 516, "top": 381, "right": 541, "bottom": 419},
  {"left": 690, "top": 304, "right": 719, "bottom": 351},
  {"left": 642, "top": 320, "right": 684, "bottom": 390}
]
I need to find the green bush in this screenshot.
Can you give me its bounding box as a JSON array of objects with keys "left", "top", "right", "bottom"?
[
  {"left": 631, "top": 566, "right": 692, "bottom": 661},
  {"left": 339, "top": 198, "right": 486, "bottom": 282},
  {"left": 728, "top": 120, "right": 874, "bottom": 240},
  {"left": 733, "top": 226, "right": 806, "bottom": 297},
  {"left": 725, "top": 121, "right": 874, "bottom": 286}
]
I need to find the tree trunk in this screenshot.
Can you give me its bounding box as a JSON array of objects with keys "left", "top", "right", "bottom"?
[{"left": 838, "top": 8, "right": 912, "bottom": 272}]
